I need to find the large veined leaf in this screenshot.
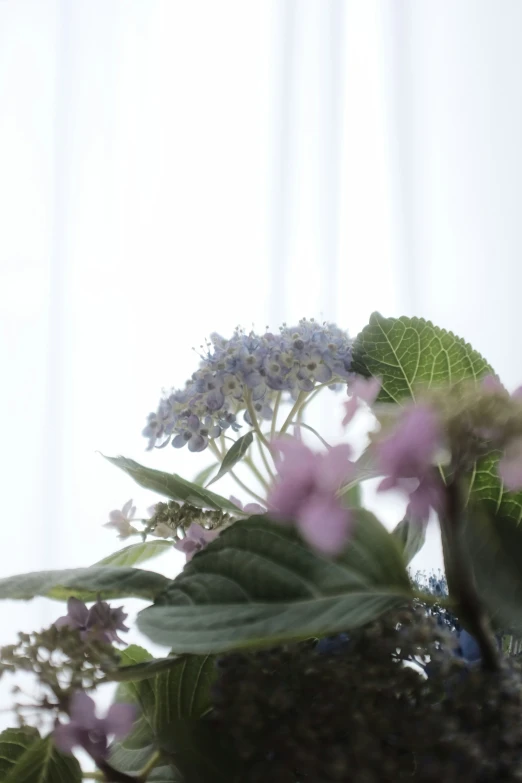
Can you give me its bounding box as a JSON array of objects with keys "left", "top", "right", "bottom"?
[
  {"left": 0, "top": 727, "right": 40, "bottom": 778},
  {"left": 468, "top": 452, "right": 522, "bottom": 523},
  {"left": 137, "top": 512, "right": 413, "bottom": 653},
  {"left": 152, "top": 654, "right": 216, "bottom": 725},
  {"left": 0, "top": 566, "right": 168, "bottom": 602},
  {"left": 352, "top": 313, "right": 522, "bottom": 522},
  {"left": 3, "top": 736, "right": 82, "bottom": 783},
  {"left": 104, "top": 456, "right": 241, "bottom": 513},
  {"left": 352, "top": 312, "right": 493, "bottom": 404},
  {"left": 207, "top": 432, "right": 254, "bottom": 487},
  {"left": 93, "top": 540, "right": 173, "bottom": 568},
  {"left": 111, "top": 645, "right": 224, "bottom": 782},
  {"left": 462, "top": 508, "right": 522, "bottom": 631}
]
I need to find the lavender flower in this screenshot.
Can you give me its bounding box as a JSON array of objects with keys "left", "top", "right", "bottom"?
[
  {"left": 143, "top": 320, "right": 353, "bottom": 453},
  {"left": 55, "top": 597, "right": 129, "bottom": 645},
  {"left": 53, "top": 691, "right": 135, "bottom": 763},
  {"left": 376, "top": 404, "right": 443, "bottom": 522},
  {"left": 103, "top": 499, "right": 137, "bottom": 539},
  {"left": 342, "top": 376, "right": 381, "bottom": 426},
  {"left": 174, "top": 522, "right": 219, "bottom": 562},
  {"left": 268, "top": 437, "right": 355, "bottom": 555}
]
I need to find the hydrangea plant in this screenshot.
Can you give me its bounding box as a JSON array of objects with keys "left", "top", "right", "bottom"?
[{"left": 2, "top": 314, "right": 522, "bottom": 781}]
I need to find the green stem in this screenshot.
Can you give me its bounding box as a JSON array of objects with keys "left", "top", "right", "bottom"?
[
  {"left": 209, "top": 440, "right": 224, "bottom": 461},
  {"left": 256, "top": 435, "right": 276, "bottom": 480},
  {"left": 292, "top": 421, "right": 332, "bottom": 449},
  {"left": 279, "top": 391, "right": 308, "bottom": 434},
  {"left": 244, "top": 391, "right": 271, "bottom": 449},
  {"left": 298, "top": 377, "right": 343, "bottom": 414},
  {"left": 138, "top": 751, "right": 162, "bottom": 779},
  {"left": 441, "top": 480, "right": 501, "bottom": 673},
  {"left": 209, "top": 439, "right": 265, "bottom": 504},
  {"left": 244, "top": 454, "right": 271, "bottom": 489},
  {"left": 94, "top": 760, "right": 142, "bottom": 782},
  {"left": 229, "top": 470, "right": 267, "bottom": 505},
  {"left": 270, "top": 391, "right": 282, "bottom": 440}
]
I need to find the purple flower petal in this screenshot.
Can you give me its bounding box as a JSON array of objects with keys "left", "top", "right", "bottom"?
[
  {"left": 104, "top": 703, "right": 136, "bottom": 740},
  {"left": 174, "top": 523, "right": 219, "bottom": 562},
  {"left": 316, "top": 444, "right": 354, "bottom": 493},
  {"left": 342, "top": 377, "right": 381, "bottom": 426},
  {"left": 69, "top": 691, "right": 98, "bottom": 729},
  {"left": 298, "top": 496, "right": 352, "bottom": 556},
  {"left": 52, "top": 723, "right": 79, "bottom": 755},
  {"left": 482, "top": 374, "right": 505, "bottom": 393}
]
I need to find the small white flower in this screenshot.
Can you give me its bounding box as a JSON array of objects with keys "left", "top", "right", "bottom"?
[
  {"left": 151, "top": 522, "right": 175, "bottom": 539},
  {"left": 104, "top": 499, "right": 138, "bottom": 540}
]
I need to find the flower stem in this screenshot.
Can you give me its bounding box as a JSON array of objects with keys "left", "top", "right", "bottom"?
[
  {"left": 138, "top": 751, "right": 162, "bottom": 779},
  {"left": 292, "top": 421, "right": 332, "bottom": 449},
  {"left": 440, "top": 480, "right": 501, "bottom": 672},
  {"left": 229, "top": 470, "right": 267, "bottom": 505},
  {"left": 256, "top": 436, "right": 276, "bottom": 480},
  {"left": 279, "top": 392, "right": 308, "bottom": 434},
  {"left": 95, "top": 760, "right": 143, "bottom": 782},
  {"left": 270, "top": 391, "right": 282, "bottom": 440},
  {"left": 244, "top": 391, "right": 271, "bottom": 449},
  {"left": 208, "top": 440, "right": 264, "bottom": 503},
  {"left": 244, "top": 454, "right": 271, "bottom": 489}
]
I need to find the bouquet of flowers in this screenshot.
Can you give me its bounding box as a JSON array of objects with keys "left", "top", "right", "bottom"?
[{"left": 2, "top": 313, "right": 522, "bottom": 783}]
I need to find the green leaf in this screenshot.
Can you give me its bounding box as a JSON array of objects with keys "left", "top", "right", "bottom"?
[
  {"left": 152, "top": 655, "right": 216, "bottom": 724},
  {"left": 207, "top": 432, "right": 254, "bottom": 487},
  {"left": 0, "top": 727, "right": 40, "bottom": 778},
  {"left": 111, "top": 645, "right": 221, "bottom": 782},
  {"left": 3, "top": 736, "right": 81, "bottom": 783},
  {"left": 104, "top": 455, "right": 240, "bottom": 513},
  {"left": 353, "top": 313, "right": 522, "bottom": 524},
  {"left": 352, "top": 312, "right": 493, "bottom": 404},
  {"left": 93, "top": 540, "right": 173, "bottom": 568},
  {"left": 109, "top": 647, "right": 182, "bottom": 683},
  {"left": 137, "top": 512, "right": 412, "bottom": 653},
  {"left": 463, "top": 508, "right": 522, "bottom": 631},
  {"left": 392, "top": 516, "right": 427, "bottom": 564},
  {"left": 193, "top": 463, "right": 218, "bottom": 487},
  {"left": 0, "top": 567, "right": 168, "bottom": 602},
  {"left": 468, "top": 452, "right": 522, "bottom": 524}
]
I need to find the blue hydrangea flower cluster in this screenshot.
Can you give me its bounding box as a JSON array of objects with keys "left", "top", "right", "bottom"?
[{"left": 143, "top": 319, "right": 353, "bottom": 452}]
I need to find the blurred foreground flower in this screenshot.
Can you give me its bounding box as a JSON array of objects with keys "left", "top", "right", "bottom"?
[
  {"left": 53, "top": 691, "right": 135, "bottom": 763},
  {"left": 376, "top": 404, "right": 444, "bottom": 522},
  {"left": 268, "top": 438, "right": 355, "bottom": 555}
]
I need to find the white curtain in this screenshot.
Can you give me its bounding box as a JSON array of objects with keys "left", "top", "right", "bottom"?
[{"left": 1, "top": 0, "right": 522, "bottom": 718}]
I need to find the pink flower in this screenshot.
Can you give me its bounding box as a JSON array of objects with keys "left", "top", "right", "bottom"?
[
  {"left": 376, "top": 404, "right": 443, "bottom": 521},
  {"left": 174, "top": 523, "right": 219, "bottom": 562},
  {"left": 342, "top": 377, "right": 381, "bottom": 426},
  {"left": 482, "top": 374, "right": 505, "bottom": 393},
  {"left": 104, "top": 499, "right": 137, "bottom": 539},
  {"left": 499, "top": 437, "right": 522, "bottom": 491},
  {"left": 267, "top": 438, "right": 355, "bottom": 556},
  {"left": 53, "top": 691, "right": 135, "bottom": 763},
  {"left": 230, "top": 496, "right": 266, "bottom": 515}
]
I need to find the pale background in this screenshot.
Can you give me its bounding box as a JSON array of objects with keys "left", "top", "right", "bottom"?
[{"left": 1, "top": 0, "right": 521, "bottom": 727}]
